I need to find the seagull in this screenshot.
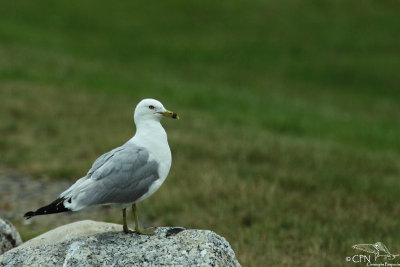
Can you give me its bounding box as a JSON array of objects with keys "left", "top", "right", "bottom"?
[{"left": 24, "top": 98, "right": 179, "bottom": 235}]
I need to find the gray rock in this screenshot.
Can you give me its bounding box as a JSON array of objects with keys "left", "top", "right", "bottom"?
[
  {"left": 0, "top": 217, "right": 22, "bottom": 255},
  {"left": 18, "top": 220, "right": 121, "bottom": 249},
  {"left": 0, "top": 222, "right": 240, "bottom": 266}
]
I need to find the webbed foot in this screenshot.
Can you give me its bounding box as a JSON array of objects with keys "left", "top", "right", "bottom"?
[{"left": 135, "top": 226, "right": 155, "bottom": 235}]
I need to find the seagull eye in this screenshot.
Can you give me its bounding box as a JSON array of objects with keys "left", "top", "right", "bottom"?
[{"left": 148, "top": 105, "right": 155, "bottom": 110}]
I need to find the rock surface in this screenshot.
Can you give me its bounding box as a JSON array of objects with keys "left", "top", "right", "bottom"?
[
  {"left": 0, "top": 221, "right": 240, "bottom": 266},
  {"left": 0, "top": 217, "right": 22, "bottom": 255},
  {"left": 18, "top": 220, "right": 121, "bottom": 249}
]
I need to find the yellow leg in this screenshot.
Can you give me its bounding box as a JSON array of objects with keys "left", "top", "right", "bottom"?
[
  {"left": 132, "top": 203, "right": 155, "bottom": 235},
  {"left": 122, "top": 208, "right": 133, "bottom": 233}
]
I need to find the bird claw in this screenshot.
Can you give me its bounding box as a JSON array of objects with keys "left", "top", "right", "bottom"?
[
  {"left": 136, "top": 227, "right": 155, "bottom": 235},
  {"left": 123, "top": 227, "right": 135, "bottom": 234}
]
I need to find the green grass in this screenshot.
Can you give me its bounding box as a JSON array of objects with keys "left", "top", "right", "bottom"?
[{"left": 0, "top": 0, "right": 400, "bottom": 265}]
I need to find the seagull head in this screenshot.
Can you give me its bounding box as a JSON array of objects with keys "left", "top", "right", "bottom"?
[{"left": 134, "top": 98, "right": 179, "bottom": 124}]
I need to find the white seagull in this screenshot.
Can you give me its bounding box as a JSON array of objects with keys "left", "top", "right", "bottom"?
[{"left": 24, "top": 98, "right": 179, "bottom": 235}]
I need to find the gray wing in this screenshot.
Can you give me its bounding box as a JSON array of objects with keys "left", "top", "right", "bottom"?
[
  {"left": 69, "top": 143, "right": 159, "bottom": 209},
  {"left": 86, "top": 146, "right": 125, "bottom": 177}
]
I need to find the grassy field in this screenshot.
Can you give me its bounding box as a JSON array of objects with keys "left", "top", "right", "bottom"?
[{"left": 1, "top": 0, "right": 400, "bottom": 265}]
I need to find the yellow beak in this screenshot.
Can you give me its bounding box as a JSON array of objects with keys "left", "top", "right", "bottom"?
[{"left": 162, "top": 110, "right": 180, "bottom": 119}]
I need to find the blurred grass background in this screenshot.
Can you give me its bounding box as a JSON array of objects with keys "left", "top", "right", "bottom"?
[{"left": 0, "top": 0, "right": 399, "bottom": 265}]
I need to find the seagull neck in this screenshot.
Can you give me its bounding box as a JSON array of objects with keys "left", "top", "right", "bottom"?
[{"left": 134, "top": 120, "right": 167, "bottom": 141}]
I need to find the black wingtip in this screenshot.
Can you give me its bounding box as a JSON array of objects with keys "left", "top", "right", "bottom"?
[
  {"left": 24, "top": 211, "right": 35, "bottom": 219},
  {"left": 23, "top": 197, "right": 70, "bottom": 219}
]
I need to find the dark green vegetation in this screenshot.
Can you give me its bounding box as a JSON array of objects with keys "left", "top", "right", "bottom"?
[{"left": 0, "top": 0, "right": 399, "bottom": 265}]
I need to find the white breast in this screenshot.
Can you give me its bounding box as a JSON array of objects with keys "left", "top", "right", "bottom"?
[{"left": 128, "top": 120, "right": 172, "bottom": 203}]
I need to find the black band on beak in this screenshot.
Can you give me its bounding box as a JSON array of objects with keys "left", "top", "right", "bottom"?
[{"left": 172, "top": 113, "right": 178, "bottom": 119}]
